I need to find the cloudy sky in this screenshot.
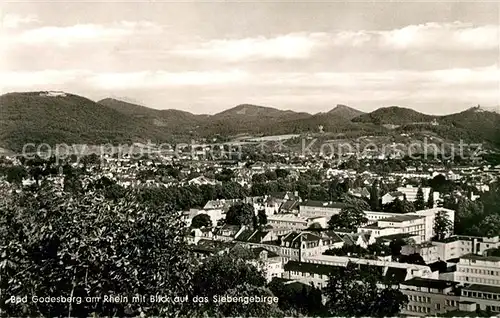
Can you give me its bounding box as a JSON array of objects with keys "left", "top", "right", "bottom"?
[{"left": 1, "top": 1, "right": 499, "bottom": 114}]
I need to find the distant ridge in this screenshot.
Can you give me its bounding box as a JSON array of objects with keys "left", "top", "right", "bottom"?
[
  {"left": 352, "top": 106, "right": 436, "bottom": 125},
  {"left": 327, "top": 104, "right": 365, "bottom": 120},
  {"left": 98, "top": 98, "right": 207, "bottom": 129},
  {"left": 1, "top": 92, "right": 500, "bottom": 151},
  {"left": 0, "top": 92, "right": 173, "bottom": 152}
]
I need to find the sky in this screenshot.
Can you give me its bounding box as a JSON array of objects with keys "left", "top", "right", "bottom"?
[{"left": 1, "top": 1, "right": 499, "bottom": 115}]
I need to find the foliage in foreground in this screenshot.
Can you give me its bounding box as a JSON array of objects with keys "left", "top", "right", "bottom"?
[{"left": 0, "top": 184, "right": 193, "bottom": 317}]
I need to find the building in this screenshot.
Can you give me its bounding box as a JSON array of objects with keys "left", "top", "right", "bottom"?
[
  {"left": 299, "top": 200, "right": 348, "bottom": 219},
  {"left": 400, "top": 278, "right": 461, "bottom": 316},
  {"left": 363, "top": 208, "right": 455, "bottom": 242},
  {"left": 460, "top": 284, "right": 500, "bottom": 313},
  {"left": 397, "top": 185, "right": 439, "bottom": 204},
  {"left": 267, "top": 214, "right": 327, "bottom": 231},
  {"left": 430, "top": 236, "right": 500, "bottom": 262},
  {"left": 455, "top": 254, "right": 500, "bottom": 287},
  {"left": 233, "top": 230, "right": 344, "bottom": 263},
  {"left": 303, "top": 254, "right": 439, "bottom": 281},
  {"left": 382, "top": 191, "right": 405, "bottom": 205},
  {"left": 247, "top": 247, "right": 284, "bottom": 282},
  {"left": 358, "top": 214, "right": 426, "bottom": 243}
]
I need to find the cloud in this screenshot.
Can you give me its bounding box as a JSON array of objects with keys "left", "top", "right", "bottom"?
[
  {"left": 0, "top": 70, "right": 90, "bottom": 88},
  {"left": 254, "top": 65, "right": 500, "bottom": 90},
  {"left": 1, "top": 65, "right": 497, "bottom": 92},
  {"left": 87, "top": 70, "right": 248, "bottom": 89},
  {"left": 171, "top": 33, "right": 326, "bottom": 61},
  {"left": 4, "top": 21, "right": 162, "bottom": 47},
  {"left": 170, "top": 22, "right": 498, "bottom": 62},
  {"left": 377, "top": 22, "right": 499, "bottom": 51},
  {"left": 2, "top": 14, "right": 38, "bottom": 29},
  {"left": 0, "top": 69, "right": 248, "bottom": 90}
]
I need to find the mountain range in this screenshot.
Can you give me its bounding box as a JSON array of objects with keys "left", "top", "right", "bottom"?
[{"left": 1, "top": 91, "right": 499, "bottom": 152}]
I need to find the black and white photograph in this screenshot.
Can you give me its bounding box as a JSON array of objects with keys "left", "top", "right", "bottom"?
[{"left": 1, "top": 1, "right": 500, "bottom": 317}]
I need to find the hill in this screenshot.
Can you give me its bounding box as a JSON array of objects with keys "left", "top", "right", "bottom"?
[
  {"left": 98, "top": 98, "right": 207, "bottom": 130},
  {"left": 394, "top": 106, "right": 500, "bottom": 147},
  {"left": 198, "top": 104, "right": 311, "bottom": 136},
  {"left": 439, "top": 106, "right": 500, "bottom": 146},
  {"left": 352, "top": 106, "right": 436, "bottom": 125},
  {"left": 0, "top": 92, "right": 175, "bottom": 151},
  {"left": 327, "top": 104, "right": 365, "bottom": 120}
]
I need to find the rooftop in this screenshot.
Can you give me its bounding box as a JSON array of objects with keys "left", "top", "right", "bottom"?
[
  {"left": 401, "top": 277, "right": 459, "bottom": 290},
  {"left": 461, "top": 254, "right": 500, "bottom": 262},
  {"left": 378, "top": 215, "right": 425, "bottom": 223},
  {"left": 284, "top": 260, "right": 336, "bottom": 276},
  {"left": 300, "top": 200, "right": 348, "bottom": 209},
  {"left": 463, "top": 284, "right": 500, "bottom": 295}
]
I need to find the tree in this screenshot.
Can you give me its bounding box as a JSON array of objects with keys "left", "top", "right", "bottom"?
[
  {"left": 399, "top": 253, "right": 426, "bottom": 265},
  {"left": 389, "top": 237, "right": 408, "bottom": 256},
  {"left": 275, "top": 169, "right": 289, "bottom": 179},
  {"left": 5, "top": 166, "right": 28, "bottom": 185},
  {"left": 328, "top": 202, "right": 368, "bottom": 231},
  {"left": 189, "top": 253, "right": 282, "bottom": 317},
  {"left": 369, "top": 180, "right": 381, "bottom": 211},
  {"left": 433, "top": 210, "right": 453, "bottom": 240},
  {"left": 415, "top": 187, "right": 425, "bottom": 210},
  {"left": 225, "top": 203, "right": 255, "bottom": 227},
  {"left": 0, "top": 184, "right": 194, "bottom": 317},
  {"left": 269, "top": 279, "right": 326, "bottom": 316},
  {"left": 427, "top": 189, "right": 435, "bottom": 208},
  {"left": 324, "top": 262, "right": 408, "bottom": 317},
  {"left": 257, "top": 209, "right": 267, "bottom": 226},
  {"left": 214, "top": 168, "right": 234, "bottom": 182},
  {"left": 191, "top": 213, "right": 212, "bottom": 228},
  {"left": 387, "top": 196, "right": 415, "bottom": 214},
  {"left": 477, "top": 215, "right": 500, "bottom": 237}
]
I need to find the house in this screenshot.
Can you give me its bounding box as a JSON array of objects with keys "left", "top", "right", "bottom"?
[
  {"left": 231, "top": 230, "right": 344, "bottom": 263},
  {"left": 269, "top": 191, "right": 301, "bottom": 207},
  {"left": 279, "top": 200, "right": 300, "bottom": 214},
  {"left": 342, "top": 232, "right": 376, "bottom": 249},
  {"left": 190, "top": 239, "right": 235, "bottom": 259},
  {"left": 39, "top": 91, "right": 67, "bottom": 97},
  {"left": 247, "top": 247, "right": 284, "bottom": 282},
  {"left": 349, "top": 187, "right": 370, "bottom": 199},
  {"left": 188, "top": 175, "right": 218, "bottom": 186},
  {"left": 381, "top": 191, "right": 405, "bottom": 205},
  {"left": 181, "top": 209, "right": 201, "bottom": 227},
  {"left": 213, "top": 225, "right": 245, "bottom": 242},
  {"left": 187, "top": 227, "right": 214, "bottom": 245}
]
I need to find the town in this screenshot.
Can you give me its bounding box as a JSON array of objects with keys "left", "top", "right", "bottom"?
[{"left": 1, "top": 146, "right": 500, "bottom": 316}]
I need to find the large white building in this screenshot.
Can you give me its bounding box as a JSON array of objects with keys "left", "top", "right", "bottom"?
[
  {"left": 360, "top": 208, "right": 455, "bottom": 242},
  {"left": 299, "top": 201, "right": 348, "bottom": 219},
  {"left": 455, "top": 254, "right": 500, "bottom": 287}
]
